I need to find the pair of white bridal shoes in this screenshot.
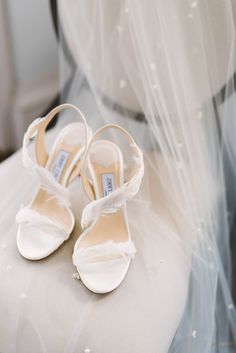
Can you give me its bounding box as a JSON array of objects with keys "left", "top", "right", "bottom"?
[{"left": 15, "top": 103, "right": 144, "bottom": 294}]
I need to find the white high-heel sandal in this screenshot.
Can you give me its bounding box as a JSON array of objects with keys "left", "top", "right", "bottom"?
[
  {"left": 72, "top": 124, "right": 144, "bottom": 293},
  {"left": 16, "top": 103, "right": 92, "bottom": 260}
]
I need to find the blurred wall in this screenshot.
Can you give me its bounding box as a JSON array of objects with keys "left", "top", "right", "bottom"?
[
  {"left": 0, "top": 1, "right": 13, "bottom": 152},
  {"left": 0, "top": 0, "right": 59, "bottom": 151},
  {"left": 7, "top": 0, "right": 58, "bottom": 84}
]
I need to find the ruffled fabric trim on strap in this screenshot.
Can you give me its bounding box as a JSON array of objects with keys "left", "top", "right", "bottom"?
[
  {"left": 73, "top": 239, "right": 136, "bottom": 267},
  {"left": 81, "top": 146, "right": 144, "bottom": 229},
  {"left": 16, "top": 207, "right": 68, "bottom": 240}
]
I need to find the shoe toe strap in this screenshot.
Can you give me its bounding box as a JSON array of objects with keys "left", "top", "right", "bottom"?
[
  {"left": 16, "top": 207, "right": 69, "bottom": 240},
  {"left": 73, "top": 239, "right": 136, "bottom": 268}
]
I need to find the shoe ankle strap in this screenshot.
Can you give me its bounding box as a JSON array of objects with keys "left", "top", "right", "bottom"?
[
  {"left": 81, "top": 124, "right": 144, "bottom": 229},
  {"left": 22, "top": 103, "right": 89, "bottom": 207},
  {"left": 23, "top": 103, "right": 89, "bottom": 167}
]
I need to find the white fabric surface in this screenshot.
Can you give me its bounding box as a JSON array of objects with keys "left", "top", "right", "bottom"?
[{"left": 0, "top": 146, "right": 189, "bottom": 353}]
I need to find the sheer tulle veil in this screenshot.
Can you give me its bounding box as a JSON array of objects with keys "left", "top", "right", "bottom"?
[{"left": 57, "top": 1, "right": 236, "bottom": 352}]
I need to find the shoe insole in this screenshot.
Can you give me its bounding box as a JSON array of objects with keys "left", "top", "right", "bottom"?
[
  {"left": 31, "top": 142, "right": 81, "bottom": 231},
  {"left": 79, "top": 161, "right": 129, "bottom": 249}
]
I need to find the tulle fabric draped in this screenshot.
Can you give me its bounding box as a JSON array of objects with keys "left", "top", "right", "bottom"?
[{"left": 57, "top": 0, "right": 236, "bottom": 352}]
